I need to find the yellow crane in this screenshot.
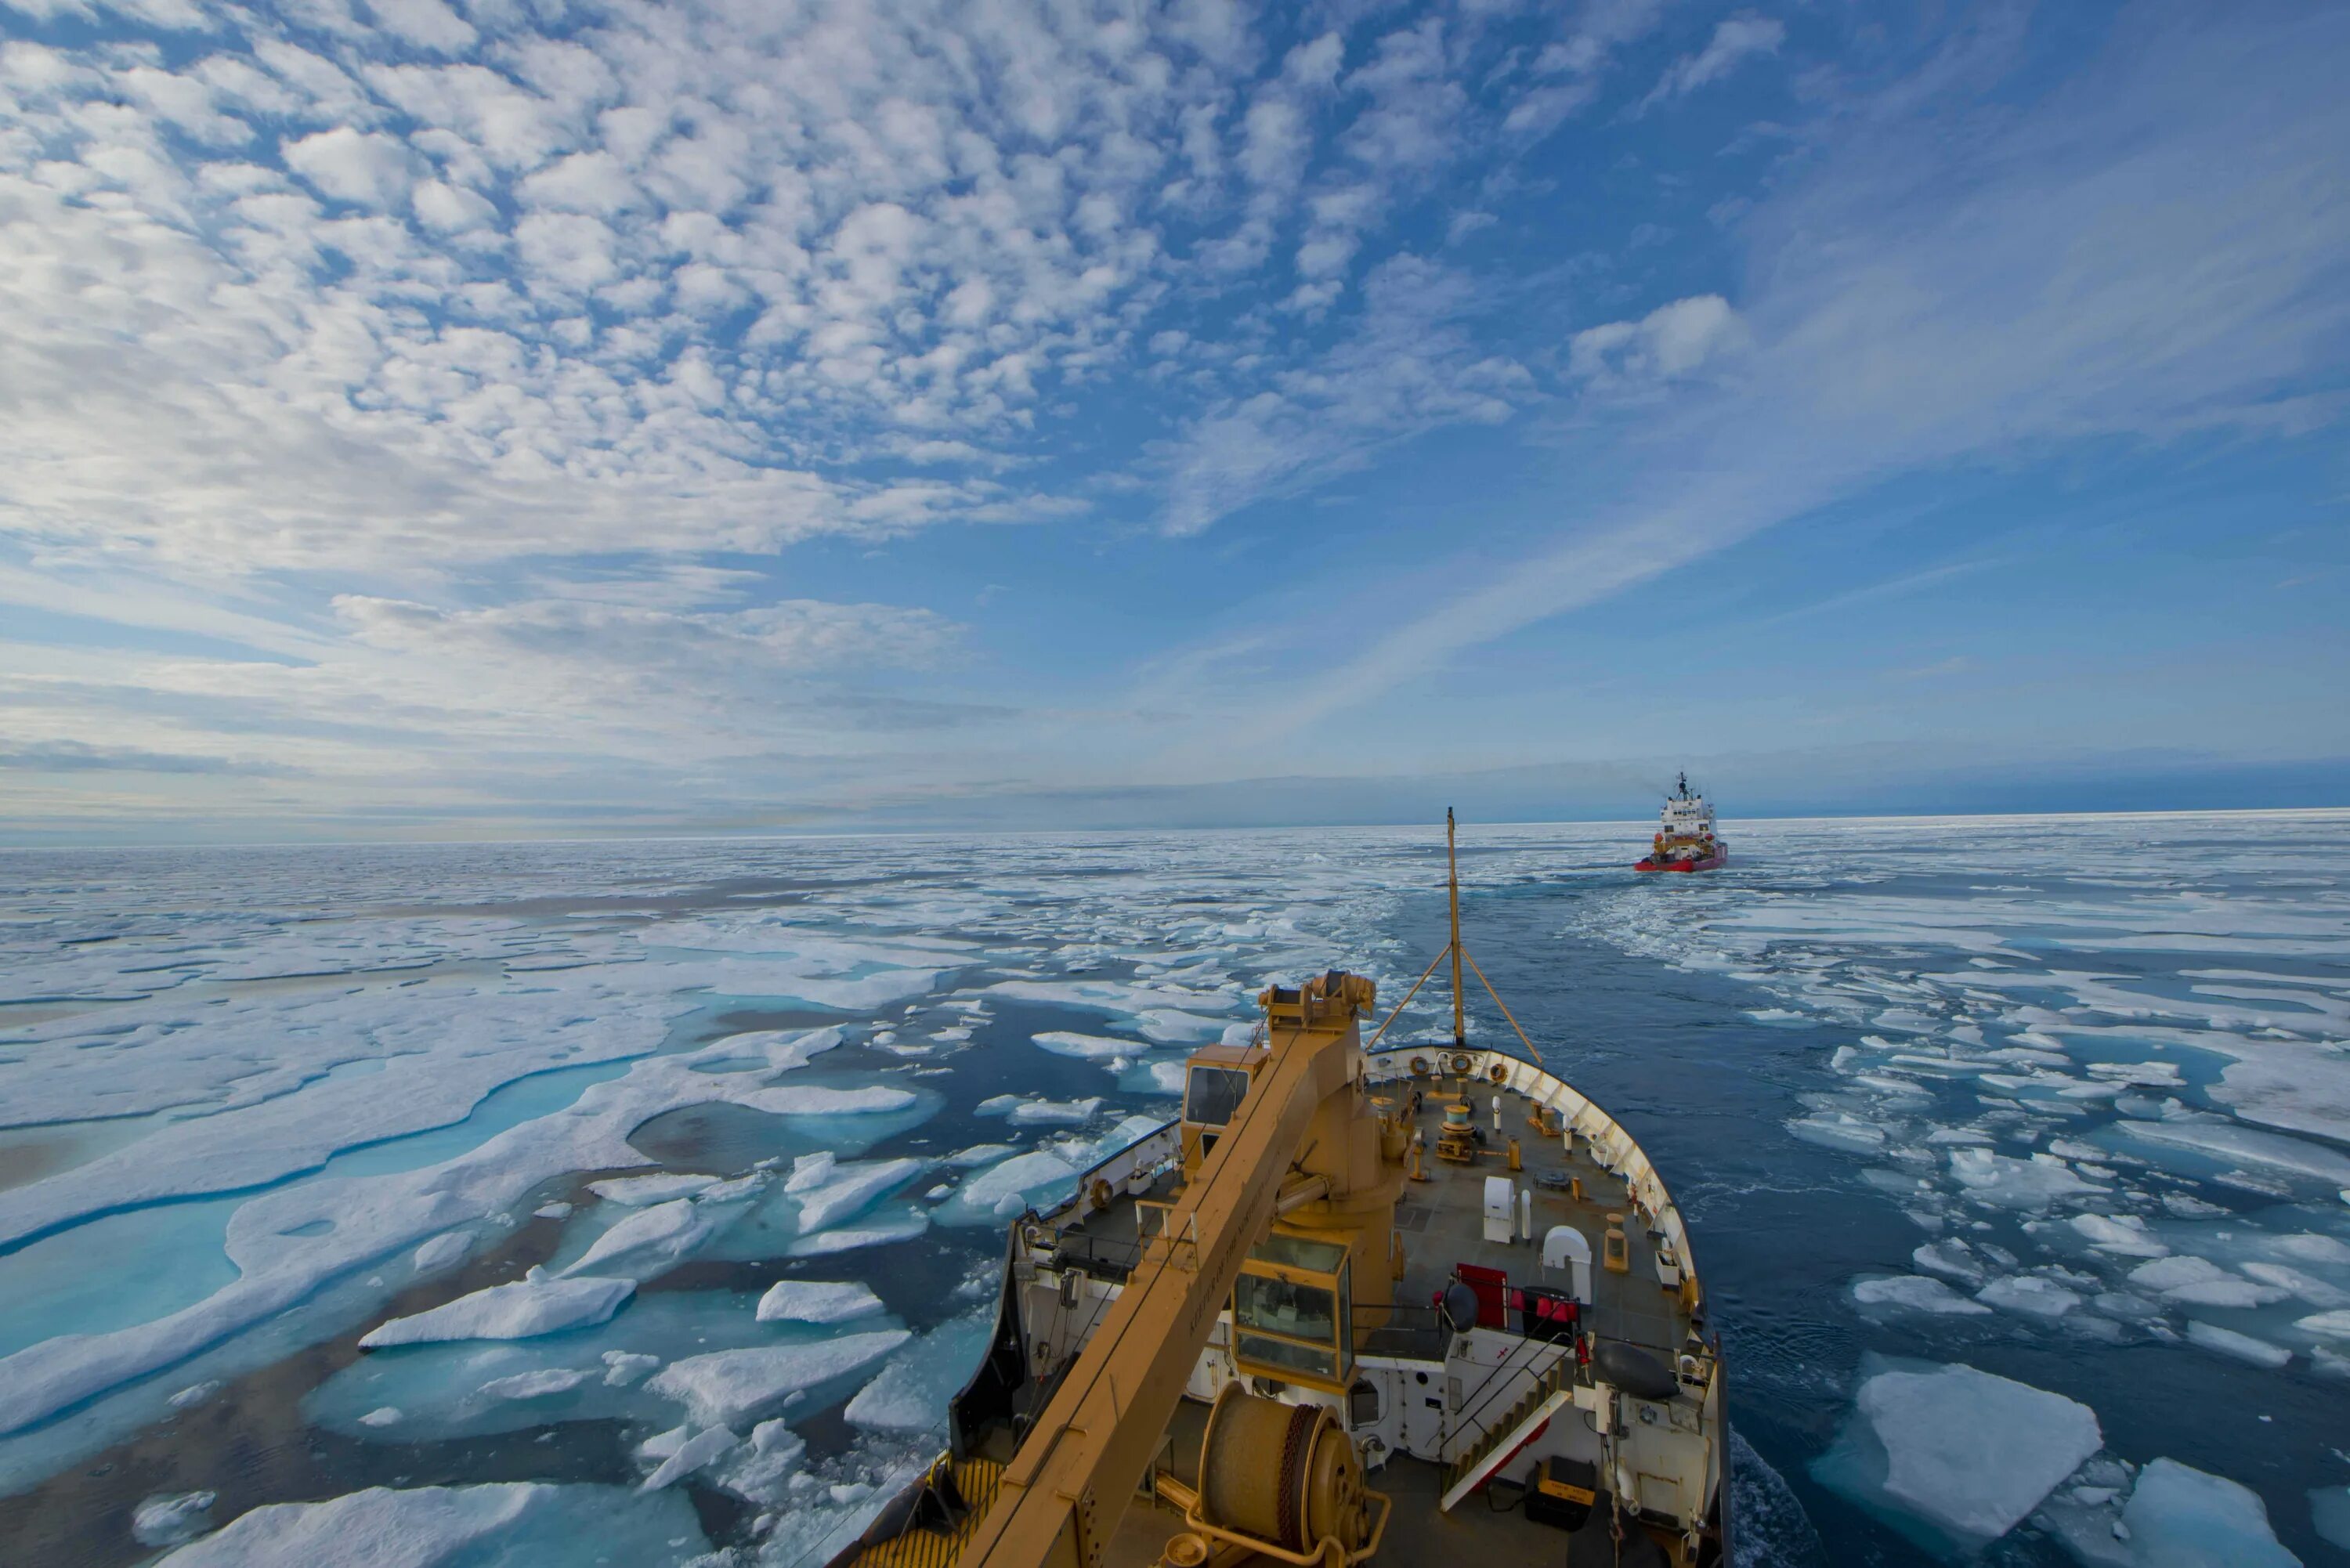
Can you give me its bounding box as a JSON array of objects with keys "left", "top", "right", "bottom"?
[{"left": 952, "top": 970, "right": 1396, "bottom": 1568}]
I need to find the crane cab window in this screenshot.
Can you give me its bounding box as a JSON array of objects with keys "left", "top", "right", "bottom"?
[
  {"left": 1183, "top": 1065, "right": 1249, "bottom": 1128},
  {"left": 1232, "top": 1230, "right": 1354, "bottom": 1389}
]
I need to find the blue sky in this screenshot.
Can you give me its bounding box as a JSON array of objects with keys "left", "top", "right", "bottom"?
[{"left": 1, "top": 0, "right": 2345, "bottom": 840}]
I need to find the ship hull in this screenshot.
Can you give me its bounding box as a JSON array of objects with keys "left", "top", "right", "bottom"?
[
  {"left": 852, "top": 1043, "right": 1729, "bottom": 1568},
  {"left": 1636, "top": 851, "right": 1725, "bottom": 873}
]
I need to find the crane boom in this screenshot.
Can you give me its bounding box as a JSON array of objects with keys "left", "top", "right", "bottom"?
[{"left": 954, "top": 973, "right": 1377, "bottom": 1568}]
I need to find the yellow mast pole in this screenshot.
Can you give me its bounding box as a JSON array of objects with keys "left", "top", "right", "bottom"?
[{"left": 1448, "top": 807, "right": 1466, "bottom": 1049}]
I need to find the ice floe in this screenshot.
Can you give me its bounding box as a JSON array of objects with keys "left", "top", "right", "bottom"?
[
  {"left": 481, "top": 1366, "right": 594, "bottom": 1400},
  {"left": 641, "top": 1424, "right": 736, "bottom": 1490},
  {"left": 132, "top": 1490, "right": 216, "bottom": 1547},
  {"left": 756, "top": 1280, "right": 884, "bottom": 1325},
  {"left": 1851, "top": 1275, "right": 1991, "bottom": 1316},
  {"left": 150, "top": 1482, "right": 710, "bottom": 1566},
  {"left": 586, "top": 1172, "right": 719, "bottom": 1206},
  {"left": 2115, "top": 1458, "right": 2301, "bottom": 1567},
  {"left": 1815, "top": 1359, "right": 2101, "bottom": 1548},
  {"left": 2182, "top": 1320, "right": 2290, "bottom": 1367},
  {"left": 359, "top": 1272, "right": 634, "bottom": 1347},
  {"left": 643, "top": 1331, "right": 910, "bottom": 1427}
]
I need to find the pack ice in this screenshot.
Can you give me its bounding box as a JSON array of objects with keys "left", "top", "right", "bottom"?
[
  {"left": 1814, "top": 1359, "right": 2101, "bottom": 1548},
  {"left": 359, "top": 1272, "right": 634, "bottom": 1347},
  {"left": 150, "top": 1481, "right": 710, "bottom": 1566}
]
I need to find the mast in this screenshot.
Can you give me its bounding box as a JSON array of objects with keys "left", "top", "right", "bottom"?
[{"left": 1448, "top": 806, "right": 1465, "bottom": 1048}]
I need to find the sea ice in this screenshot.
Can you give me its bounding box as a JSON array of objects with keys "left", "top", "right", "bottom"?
[
  {"left": 2294, "top": 1309, "right": 2350, "bottom": 1341},
  {"left": 2070, "top": 1215, "right": 2169, "bottom": 1257},
  {"left": 602, "top": 1350, "right": 660, "bottom": 1386},
  {"left": 1852, "top": 1275, "right": 1991, "bottom": 1315},
  {"left": 790, "top": 1209, "right": 930, "bottom": 1255},
  {"left": 1009, "top": 1097, "right": 1104, "bottom": 1126},
  {"left": 1031, "top": 1031, "right": 1137, "bottom": 1059},
  {"left": 150, "top": 1482, "right": 710, "bottom": 1567},
  {"left": 587, "top": 1173, "right": 719, "bottom": 1206},
  {"left": 721, "top": 1027, "right": 845, "bottom": 1072},
  {"left": 132, "top": 1490, "right": 216, "bottom": 1547},
  {"left": 2118, "top": 1119, "right": 2350, "bottom": 1186},
  {"left": 1814, "top": 1360, "right": 2102, "bottom": 1547},
  {"left": 360, "top": 1407, "right": 403, "bottom": 1425},
  {"left": 1788, "top": 1113, "right": 1888, "bottom": 1152},
  {"left": 1948, "top": 1148, "right": 2105, "bottom": 1209},
  {"left": 791, "top": 1158, "right": 926, "bottom": 1231},
  {"left": 756, "top": 1281, "right": 884, "bottom": 1325},
  {"left": 641, "top": 1425, "right": 736, "bottom": 1490},
  {"left": 734, "top": 1085, "right": 920, "bottom": 1116},
  {"left": 2311, "top": 1485, "right": 2350, "bottom": 1552},
  {"left": 1141, "top": 1060, "right": 1188, "bottom": 1093},
  {"left": 563, "top": 1199, "right": 718, "bottom": 1277},
  {"left": 1976, "top": 1276, "right": 2081, "bottom": 1319},
  {"left": 359, "top": 1274, "right": 634, "bottom": 1347},
  {"left": 2182, "top": 1321, "right": 2290, "bottom": 1367},
  {"left": 644, "top": 1331, "right": 910, "bottom": 1427},
  {"left": 2119, "top": 1458, "right": 2299, "bottom": 1567},
  {"left": 2124, "top": 1256, "right": 2287, "bottom": 1310},
  {"left": 841, "top": 1309, "right": 993, "bottom": 1435},
  {"left": 481, "top": 1367, "right": 593, "bottom": 1400},
  {"left": 412, "top": 1233, "right": 471, "bottom": 1273},
  {"left": 954, "top": 1151, "right": 1079, "bottom": 1212},
  {"left": 2240, "top": 1263, "right": 2349, "bottom": 1308},
  {"left": 1913, "top": 1241, "right": 1987, "bottom": 1284}
]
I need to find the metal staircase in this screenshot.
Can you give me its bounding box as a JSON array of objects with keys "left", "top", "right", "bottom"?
[{"left": 1440, "top": 1357, "right": 1572, "bottom": 1512}]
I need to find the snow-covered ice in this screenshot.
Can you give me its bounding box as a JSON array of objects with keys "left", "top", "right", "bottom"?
[
  {"left": 150, "top": 1482, "right": 710, "bottom": 1566},
  {"left": 6, "top": 815, "right": 2343, "bottom": 1564},
  {"left": 643, "top": 1331, "right": 910, "bottom": 1427},
  {"left": 132, "top": 1490, "right": 216, "bottom": 1547},
  {"left": 586, "top": 1173, "right": 719, "bottom": 1206},
  {"left": 2182, "top": 1320, "right": 2290, "bottom": 1367},
  {"left": 1815, "top": 1360, "right": 2102, "bottom": 1546},
  {"left": 756, "top": 1280, "right": 885, "bottom": 1325},
  {"left": 1852, "top": 1275, "right": 1992, "bottom": 1316},
  {"left": 640, "top": 1425, "right": 736, "bottom": 1490},
  {"left": 359, "top": 1274, "right": 634, "bottom": 1347},
  {"left": 2117, "top": 1458, "right": 2300, "bottom": 1567}
]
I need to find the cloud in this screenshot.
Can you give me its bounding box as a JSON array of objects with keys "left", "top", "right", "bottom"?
[
  {"left": 1166, "top": 3, "right": 2350, "bottom": 744},
  {"left": 1567, "top": 294, "right": 1748, "bottom": 386},
  {"left": 1644, "top": 14, "right": 1786, "bottom": 107},
  {"left": 1159, "top": 255, "right": 1531, "bottom": 535},
  {"left": 1504, "top": 0, "right": 1668, "bottom": 135},
  {"left": 0, "top": 739, "right": 299, "bottom": 775},
  {"left": 280, "top": 125, "right": 416, "bottom": 208}
]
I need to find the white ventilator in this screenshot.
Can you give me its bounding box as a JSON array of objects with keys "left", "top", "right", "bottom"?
[
  {"left": 1482, "top": 1176, "right": 1515, "bottom": 1244},
  {"left": 1518, "top": 1188, "right": 1533, "bottom": 1241},
  {"left": 1544, "top": 1226, "right": 1594, "bottom": 1302}
]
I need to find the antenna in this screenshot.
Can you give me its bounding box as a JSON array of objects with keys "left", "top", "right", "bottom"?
[{"left": 1448, "top": 806, "right": 1465, "bottom": 1049}]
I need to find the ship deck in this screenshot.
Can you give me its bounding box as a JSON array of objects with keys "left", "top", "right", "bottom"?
[
  {"left": 1104, "top": 1438, "right": 1672, "bottom": 1568},
  {"left": 1366, "top": 1074, "right": 1689, "bottom": 1357},
  {"left": 1042, "top": 1071, "right": 1699, "bottom": 1361}
]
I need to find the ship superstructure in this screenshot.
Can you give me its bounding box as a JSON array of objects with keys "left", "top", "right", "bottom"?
[
  {"left": 837, "top": 815, "right": 1727, "bottom": 1568},
  {"left": 1636, "top": 775, "right": 1726, "bottom": 873}
]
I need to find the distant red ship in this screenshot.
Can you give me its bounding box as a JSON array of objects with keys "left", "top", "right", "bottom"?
[{"left": 1636, "top": 773, "right": 1728, "bottom": 872}]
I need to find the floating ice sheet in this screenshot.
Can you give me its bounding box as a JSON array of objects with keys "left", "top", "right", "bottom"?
[
  {"left": 1814, "top": 1358, "right": 2101, "bottom": 1549},
  {"left": 360, "top": 1273, "right": 634, "bottom": 1347},
  {"left": 150, "top": 1482, "right": 710, "bottom": 1567},
  {"left": 644, "top": 1330, "right": 910, "bottom": 1428}
]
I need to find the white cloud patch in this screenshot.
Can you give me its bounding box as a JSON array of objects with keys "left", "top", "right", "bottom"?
[
  {"left": 281, "top": 125, "right": 415, "bottom": 208},
  {"left": 1644, "top": 14, "right": 1785, "bottom": 107},
  {"left": 1568, "top": 294, "right": 1748, "bottom": 387}
]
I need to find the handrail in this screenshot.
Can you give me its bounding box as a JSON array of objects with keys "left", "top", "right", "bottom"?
[{"left": 1446, "top": 1331, "right": 1559, "bottom": 1458}]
